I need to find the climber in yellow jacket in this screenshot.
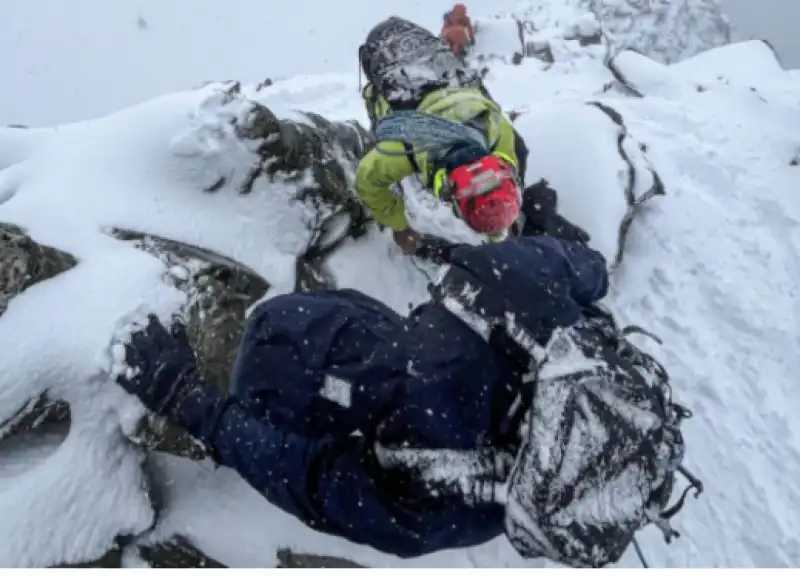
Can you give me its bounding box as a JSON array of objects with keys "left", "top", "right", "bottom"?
[
  {"left": 356, "top": 16, "right": 526, "bottom": 254},
  {"left": 356, "top": 85, "right": 523, "bottom": 254}
]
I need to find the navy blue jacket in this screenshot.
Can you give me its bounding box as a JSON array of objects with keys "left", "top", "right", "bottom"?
[{"left": 172, "top": 237, "right": 608, "bottom": 558}]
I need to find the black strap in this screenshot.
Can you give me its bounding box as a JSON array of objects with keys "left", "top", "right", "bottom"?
[
  {"left": 363, "top": 84, "right": 379, "bottom": 130},
  {"left": 403, "top": 141, "right": 421, "bottom": 173}
]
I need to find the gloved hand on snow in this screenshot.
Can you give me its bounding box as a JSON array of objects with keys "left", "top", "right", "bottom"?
[
  {"left": 393, "top": 228, "right": 422, "bottom": 255},
  {"left": 115, "top": 314, "right": 200, "bottom": 418}
]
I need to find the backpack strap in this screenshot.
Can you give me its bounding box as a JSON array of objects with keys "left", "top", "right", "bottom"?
[
  {"left": 403, "top": 142, "right": 421, "bottom": 174},
  {"left": 362, "top": 83, "right": 380, "bottom": 130}
]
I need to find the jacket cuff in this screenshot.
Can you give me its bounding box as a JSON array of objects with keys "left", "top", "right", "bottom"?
[
  {"left": 382, "top": 208, "right": 409, "bottom": 232},
  {"left": 171, "top": 384, "right": 230, "bottom": 452}
]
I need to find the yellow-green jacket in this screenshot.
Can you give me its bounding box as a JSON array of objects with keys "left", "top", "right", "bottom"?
[{"left": 355, "top": 85, "right": 519, "bottom": 232}]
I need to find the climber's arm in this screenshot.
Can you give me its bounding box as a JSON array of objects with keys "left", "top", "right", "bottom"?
[{"left": 355, "top": 142, "right": 416, "bottom": 231}]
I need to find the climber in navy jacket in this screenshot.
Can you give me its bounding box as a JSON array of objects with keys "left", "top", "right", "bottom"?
[{"left": 112, "top": 236, "right": 609, "bottom": 558}]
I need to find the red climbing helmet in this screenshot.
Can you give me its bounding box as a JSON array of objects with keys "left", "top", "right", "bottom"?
[{"left": 444, "top": 155, "right": 521, "bottom": 235}]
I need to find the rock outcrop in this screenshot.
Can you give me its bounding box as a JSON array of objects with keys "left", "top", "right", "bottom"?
[
  {"left": 0, "top": 91, "right": 376, "bottom": 567},
  {"left": 0, "top": 224, "right": 76, "bottom": 442},
  {"left": 504, "top": 0, "right": 731, "bottom": 66},
  {"left": 582, "top": 0, "right": 732, "bottom": 64}
]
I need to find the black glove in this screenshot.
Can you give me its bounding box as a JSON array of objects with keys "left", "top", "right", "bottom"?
[
  {"left": 116, "top": 314, "right": 200, "bottom": 418},
  {"left": 413, "top": 236, "right": 465, "bottom": 265}
]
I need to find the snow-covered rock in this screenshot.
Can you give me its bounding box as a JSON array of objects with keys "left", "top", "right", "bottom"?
[
  {"left": 581, "top": 0, "right": 732, "bottom": 63},
  {"left": 0, "top": 10, "right": 799, "bottom": 571},
  {"left": 0, "top": 126, "right": 55, "bottom": 172},
  {"left": 0, "top": 80, "right": 381, "bottom": 567},
  {"left": 477, "top": 0, "right": 731, "bottom": 67},
  {"left": 513, "top": 101, "right": 663, "bottom": 267}
]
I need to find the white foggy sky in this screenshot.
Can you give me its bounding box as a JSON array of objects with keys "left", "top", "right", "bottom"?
[
  {"left": 0, "top": 0, "right": 796, "bottom": 126},
  {"left": 724, "top": 0, "right": 800, "bottom": 68}
]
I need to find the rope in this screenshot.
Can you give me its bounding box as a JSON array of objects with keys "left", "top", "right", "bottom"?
[
  {"left": 633, "top": 536, "right": 650, "bottom": 568},
  {"left": 410, "top": 255, "right": 435, "bottom": 283},
  {"left": 374, "top": 110, "right": 489, "bottom": 159}
]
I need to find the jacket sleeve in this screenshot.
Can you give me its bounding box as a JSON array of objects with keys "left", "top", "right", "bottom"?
[
  {"left": 355, "top": 143, "right": 416, "bottom": 231},
  {"left": 545, "top": 236, "right": 609, "bottom": 306},
  {"left": 490, "top": 116, "right": 519, "bottom": 171},
  {"left": 171, "top": 386, "right": 432, "bottom": 558},
  {"left": 446, "top": 236, "right": 609, "bottom": 337}
]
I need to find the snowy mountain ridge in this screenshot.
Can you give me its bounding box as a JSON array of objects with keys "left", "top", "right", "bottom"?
[
  {"left": 0, "top": 0, "right": 799, "bottom": 568},
  {"left": 486, "top": 0, "right": 731, "bottom": 64}
]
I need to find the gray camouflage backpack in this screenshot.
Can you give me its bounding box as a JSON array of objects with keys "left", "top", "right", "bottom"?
[
  {"left": 358, "top": 16, "right": 482, "bottom": 111},
  {"left": 500, "top": 312, "right": 703, "bottom": 567},
  {"left": 431, "top": 262, "right": 702, "bottom": 567}
]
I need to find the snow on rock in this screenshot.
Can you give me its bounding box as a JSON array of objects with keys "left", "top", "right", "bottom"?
[
  {"left": 0, "top": 126, "right": 56, "bottom": 172},
  {"left": 582, "top": 0, "right": 731, "bottom": 63},
  {"left": 0, "top": 78, "right": 382, "bottom": 567},
  {"left": 0, "top": 15, "right": 799, "bottom": 569},
  {"left": 602, "top": 85, "right": 800, "bottom": 567},
  {"left": 512, "top": 101, "right": 663, "bottom": 267},
  {"left": 609, "top": 40, "right": 800, "bottom": 109},
  {"left": 471, "top": 10, "right": 605, "bottom": 68},
  {"left": 493, "top": 0, "right": 731, "bottom": 65},
  {"left": 672, "top": 39, "right": 787, "bottom": 86},
  {"left": 608, "top": 50, "right": 695, "bottom": 99},
  {"left": 470, "top": 18, "right": 527, "bottom": 64}
]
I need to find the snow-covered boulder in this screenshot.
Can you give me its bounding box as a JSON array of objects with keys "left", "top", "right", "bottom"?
[
  {"left": 607, "top": 39, "right": 799, "bottom": 106},
  {"left": 0, "top": 81, "right": 382, "bottom": 567},
  {"left": 581, "top": 0, "right": 732, "bottom": 63},
  {"left": 513, "top": 101, "right": 663, "bottom": 267},
  {"left": 481, "top": 0, "right": 731, "bottom": 66},
  {"left": 0, "top": 126, "right": 55, "bottom": 172}
]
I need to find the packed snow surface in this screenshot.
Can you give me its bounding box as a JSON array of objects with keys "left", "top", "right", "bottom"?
[{"left": 1, "top": 0, "right": 800, "bottom": 569}]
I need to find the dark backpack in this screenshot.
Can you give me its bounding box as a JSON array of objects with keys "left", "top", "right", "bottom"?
[
  {"left": 431, "top": 260, "right": 703, "bottom": 568},
  {"left": 503, "top": 311, "right": 701, "bottom": 567},
  {"left": 358, "top": 17, "right": 481, "bottom": 111}
]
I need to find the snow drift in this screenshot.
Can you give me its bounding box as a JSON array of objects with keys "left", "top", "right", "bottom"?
[{"left": 1, "top": 2, "right": 800, "bottom": 569}]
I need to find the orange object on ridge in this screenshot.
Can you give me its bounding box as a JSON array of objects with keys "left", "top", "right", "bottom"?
[
  {"left": 441, "top": 4, "right": 475, "bottom": 57},
  {"left": 441, "top": 24, "right": 470, "bottom": 57}
]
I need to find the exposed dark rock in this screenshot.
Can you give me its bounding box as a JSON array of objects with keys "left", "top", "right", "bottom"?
[
  {"left": 588, "top": 101, "right": 665, "bottom": 269},
  {"left": 138, "top": 537, "right": 226, "bottom": 568},
  {"left": 604, "top": 51, "right": 645, "bottom": 98},
  {"left": 54, "top": 536, "right": 226, "bottom": 569},
  {"left": 111, "top": 229, "right": 269, "bottom": 392},
  {"left": 0, "top": 223, "right": 78, "bottom": 316},
  {"left": 197, "top": 86, "right": 374, "bottom": 291},
  {"left": 256, "top": 78, "right": 274, "bottom": 91},
  {"left": 73, "top": 541, "right": 368, "bottom": 568},
  {"left": 96, "top": 99, "right": 375, "bottom": 458},
  {"left": 573, "top": 31, "right": 602, "bottom": 47},
  {"left": 758, "top": 38, "right": 784, "bottom": 69},
  {"left": 0, "top": 224, "right": 77, "bottom": 441},
  {"left": 276, "top": 548, "right": 365, "bottom": 568},
  {"left": 523, "top": 40, "right": 554, "bottom": 64},
  {"left": 0, "top": 89, "right": 382, "bottom": 568},
  {"left": 108, "top": 229, "right": 270, "bottom": 458},
  {"left": 0, "top": 393, "right": 70, "bottom": 444},
  {"left": 505, "top": 103, "right": 664, "bottom": 269}
]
